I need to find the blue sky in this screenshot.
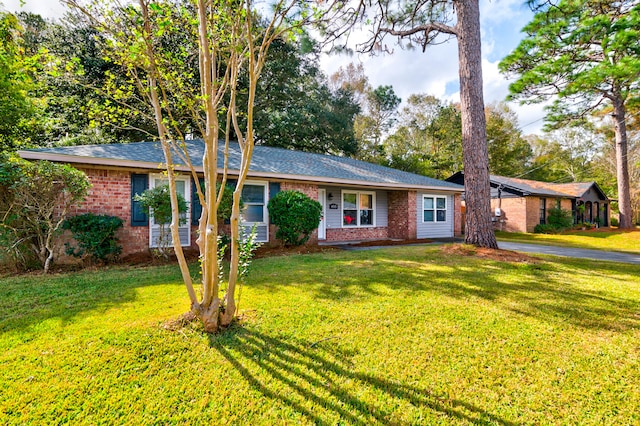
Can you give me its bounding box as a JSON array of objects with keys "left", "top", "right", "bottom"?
[{"left": 2, "top": 0, "right": 548, "bottom": 134}]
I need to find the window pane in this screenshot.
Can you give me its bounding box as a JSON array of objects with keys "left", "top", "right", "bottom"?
[
  {"left": 360, "top": 209, "right": 373, "bottom": 225},
  {"left": 154, "top": 179, "right": 186, "bottom": 197},
  {"left": 424, "top": 210, "right": 434, "bottom": 222},
  {"left": 242, "top": 185, "right": 265, "bottom": 203},
  {"left": 343, "top": 193, "right": 357, "bottom": 209},
  {"left": 436, "top": 210, "right": 446, "bottom": 222},
  {"left": 436, "top": 197, "right": 446, "bottom": 209},
  {"left": 343, "top": 210, "right": 357, "bottom": 225},
  {"left": 360, "top": 194, "right": 373, "bottom": 209},
  {"left": 423, "top": 197, "right": 434, "bottom": 209},
  {"left": 243, "top": 205, "right": 264, "bottom": 222}
]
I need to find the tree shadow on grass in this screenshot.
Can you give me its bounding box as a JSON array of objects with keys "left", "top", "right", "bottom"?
[
  {"left": 0, "top": 264, "right": 186, "bottom": 333},
  {"left": 250, "top": 248, "right": 640, "bottom": 332},
  {"left": 211, "top": 327, "right": 518, "bottom": 425}
]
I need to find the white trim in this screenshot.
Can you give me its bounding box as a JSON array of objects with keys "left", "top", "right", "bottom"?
[
  {"left": 318, "top": 189, "right": 326, "bottom": 239},
  {"left": 341, "top": 190, "right": 376, "bottom": 228},
  {"left": 18, "top": 151, "right": 463, "bottom": 193},
  {"left": 422, "top": 195, "right": 448, "bottom": 223},
  {"left": 240, "top": 180, "right": 269, "bottom": 243},
  {"left": 148, "top": 174, "right": 191, "bottom": 248}
]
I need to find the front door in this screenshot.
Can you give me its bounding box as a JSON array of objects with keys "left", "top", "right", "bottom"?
[{"left": 318, "top": 189, "right": 326, "bottom": 240}]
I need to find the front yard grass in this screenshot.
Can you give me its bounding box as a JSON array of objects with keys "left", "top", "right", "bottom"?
[
  {"left": 1, "top": 246, "right": 639, "bottom": 424},
  {"left": 496, "top": 228, "right": 640, "bottom": 254}
]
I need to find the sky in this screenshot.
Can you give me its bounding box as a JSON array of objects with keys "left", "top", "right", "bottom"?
[{"left": 2, "top": 0, "right": 548, "bottom": 135}]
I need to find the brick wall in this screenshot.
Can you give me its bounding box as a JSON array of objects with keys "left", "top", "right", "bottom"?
[
  {"left": 453, "top": 193, "right": 462, "bottom": 237},
  {"left": 387, "top": 190, "right": 417, "bottom": 239},
  {"left": 491, "top": 197, "right": 528, "bottom": 233},
  {"left": 325, "top": 226, "right": 388, "bottom": 242},
  {"left": 70, "top": 168, "right": 149, "bottom": 255},
  {"left": 277, "top": 181, "right": 320, "bottom": 244}
]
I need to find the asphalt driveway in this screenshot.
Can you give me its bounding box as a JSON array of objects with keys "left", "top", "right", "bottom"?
[{"left": 498, "top": 241, "right": 640, "bottom": 265}]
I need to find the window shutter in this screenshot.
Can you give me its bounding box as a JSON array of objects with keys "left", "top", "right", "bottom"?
[
  {"left": 191, "top": 178, "right": 205, "bottom": 226},
  {"left": 131, "top": 174, "right": 149, "bottom": 226},
  {"left": 268, "top": 182, "right": 280, "bottom": 225},
  {"left": 269, "top": 182, "right": 281, "bottom": 200}
]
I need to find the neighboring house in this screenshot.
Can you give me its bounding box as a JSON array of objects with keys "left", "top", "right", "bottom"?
[
  {"left": 446, "top": 172, "right": 611, "bottom": 233},
  {"left": 19, "top": 140, "right": 464, "bottom": 255}
]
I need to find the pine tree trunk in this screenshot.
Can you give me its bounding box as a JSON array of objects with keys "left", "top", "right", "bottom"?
[
  {"left": 455, "top": 0, "right": 498, "bottom": 248},
  {"left": 611, "top": 94, "right": 633, "bottom": 229}
]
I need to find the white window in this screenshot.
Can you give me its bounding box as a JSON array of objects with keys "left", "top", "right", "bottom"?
[
  {"left": 149, "top": 174, "right": 191, "bottom": 248},
  {"left": 241, "top": 182, "right": 268, "bottom": 224},
  {"left": 423, "top": 196, "right": 447, "bottom": 223},
  {"left": 240, "top": 181, "right": 269, "bottom": 242},
  {"left": 342, "top": 191, "right": 375, "bottom": 227}
]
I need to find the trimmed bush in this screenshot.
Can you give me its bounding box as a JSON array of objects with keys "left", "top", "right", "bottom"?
[
  {"left": 63, "top": 213, "right": 124, "bottom": 263},
  {"left": 610, "top": 217, "right": 619, "bottom": 227},
  {"left": 547, "top": 207, "right": 574, "bottom": 230},
  {"left": 534, "top": 224, "right": 560, "bottom": 234},
  {"left": 267, "top": 190, "right": 322, "bottom": 246}
]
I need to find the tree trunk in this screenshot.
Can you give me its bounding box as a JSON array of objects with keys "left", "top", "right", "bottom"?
[
  {"left": 455, "top": 0, "right": 498, "bottom": 248},
  {"left": 611, "top": 94, "right": 633, "bottom": 229}
]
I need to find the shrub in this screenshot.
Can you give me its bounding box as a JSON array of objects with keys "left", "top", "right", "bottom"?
[
  {"left": 63, "top": 213, "right": 124, "bottom": 263},
  {"left": 534, "top": 224, "right": 560, "bottom": 234},
  {"left": 610, "top": 217, "right": 619, "bottom": 227},
  {"left": 267, "top": 190, "right": 322, "bottom": 246},
  {"left": 546, "top": 207, "right": 574, "bottom": 230}
]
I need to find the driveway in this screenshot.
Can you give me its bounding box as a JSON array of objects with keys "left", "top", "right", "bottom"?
[{"left": 498, "top": 241, "right": 640, "bottom": 265}]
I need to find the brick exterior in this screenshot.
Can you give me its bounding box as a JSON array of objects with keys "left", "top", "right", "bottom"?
[
  {"left": 453, "top": 193, "right": 462, "bottom": 237},
  {"left": 387, "top": 190, "right": 417, "bottom": 239},
  {"left": 325, "top": 226, "right": 389, "bottom": 242},
  {"left": 491, "top": 197, "right": 528, "bottom": 233},
  {"left": 66, "top": 169, "right": 460, "bottom": 254},
  {"left": 278, "top": 181, "right": 320, "bottom": 244},
  {"left": 70, "top": 168, "right": 149, "bottom": 255},
  {"left": 492, "top": 196, "right": 576, "bottom": 233}
]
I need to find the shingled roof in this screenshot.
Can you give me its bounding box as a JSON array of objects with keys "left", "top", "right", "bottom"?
[
  {"left": 19, "top": 140, "right": 463, "bottom": 192},
  {"left": 446, "top": 171, "right": 608, "bottom": 200}
]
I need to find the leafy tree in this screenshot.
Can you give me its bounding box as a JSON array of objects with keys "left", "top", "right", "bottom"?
[
  {"left": 485, "top": 103, "right": 533, "bottom": 177},
  {"left": 267, "top": 190, "right": 322, "bottom": 246},
  {"left": 383, "top": 94, "right": 462, "bottom": 178},
  {"left": 0, "top": 154, "right": 90, "bottom": 272},
  {"left": 499, "top": 0, "right": 640, "bottom": 229},
  {"left": 324, "top": 0, "right": 499, "bottom": 248},
  {"left": 0, "top": 12, "right": 41, "bottom": 151},
  {"left": 247, "top": 38, "right": 360, "bottom": 156},
  {"left": 356, "top": 85, "right": 401, "bottom": 162},
  {"left": 64, "top": 0, "right": 335, "bottom": 332}
]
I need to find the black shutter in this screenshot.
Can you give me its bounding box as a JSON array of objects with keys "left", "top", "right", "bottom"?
[
  {"left": 268, "top": 182, "right": 280, "bottom": 225},
  {"left": 131, "top": 174, "right": 149, "bottom": 226},
  {"left": 269, "top": 182, "right": 281, "bottom": 200},
  {"left": 191, "top": 178, "right": 205, "bottom": 226}
]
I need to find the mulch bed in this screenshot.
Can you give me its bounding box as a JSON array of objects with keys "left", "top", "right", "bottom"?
[{"left": 441, "top": 244, "right": 541, "bottom": 263}]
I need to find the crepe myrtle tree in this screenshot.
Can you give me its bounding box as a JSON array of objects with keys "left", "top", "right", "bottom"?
[
  {"left": 321, "top": 0, "right": 498, "bottom": 248},
  {"left": 63, "top": 0, "right": 344, "bottom": 332}
]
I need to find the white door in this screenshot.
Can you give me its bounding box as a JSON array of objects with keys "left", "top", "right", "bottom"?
[{"left": 318, "top": 189, "right": 326, "bottom": 240}]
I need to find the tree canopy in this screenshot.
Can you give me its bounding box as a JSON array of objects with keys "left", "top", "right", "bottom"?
[{"left": 499, "top": 0, "right": 640, "bottom": 228}]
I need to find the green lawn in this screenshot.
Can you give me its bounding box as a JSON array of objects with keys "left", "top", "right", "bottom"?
[
  {"left": 496, "top": 229, "right": 640, "bottom": 254},
  {"left": 2, "top": 246, "right": 640, "bottom": 424}
]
